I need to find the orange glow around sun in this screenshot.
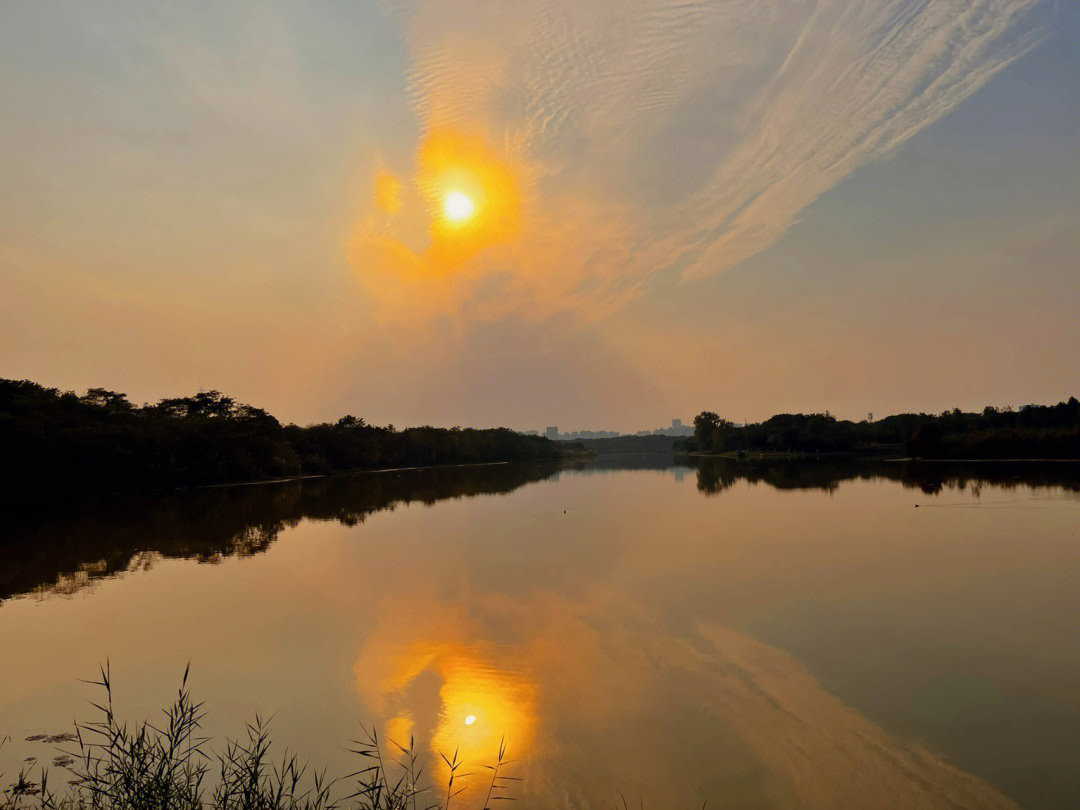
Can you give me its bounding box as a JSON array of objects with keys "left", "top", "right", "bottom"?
[
  {"left": 374, "top": 169, "right": 404, "bottom": 215},
  {"left": 418, "top": 129, "right": 521, "bottom": 268},
  {"left": 429, "top": 654, "right": 536, "bottom": 786},
  {"left": 353, "top": 642, "right": 536, "bottom": 803}
]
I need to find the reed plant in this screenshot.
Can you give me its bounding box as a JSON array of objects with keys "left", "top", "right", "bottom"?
[{"left": 1, "top": 665, "right": 515, "bottom": 810}]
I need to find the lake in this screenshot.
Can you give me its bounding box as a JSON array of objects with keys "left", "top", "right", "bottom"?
[{"left": 2, "top": 458, "right": 1079, "bottom": 809}]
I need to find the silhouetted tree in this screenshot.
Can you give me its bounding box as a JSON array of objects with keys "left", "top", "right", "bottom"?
[{"left": 1, "top": 378, "right": 560, "bottom": 499}]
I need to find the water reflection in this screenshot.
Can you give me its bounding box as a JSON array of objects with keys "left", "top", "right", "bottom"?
[
  {"left": 0, "top": 464, "right": 558, "bottom": 602},
  {"left": 354, "top": 645, "right": 537, "bottom": 791},
  {"left": 6, "top": 458, "right": 1080, "bottom": 604},
  {"left": 695, "top": 456, "right": 1080, "bottom": 495},
  {"left": 2, "top": 459, "right": 1079, "bottom": 808},
  {"left": 346, "top": 590, "right": 1023, "bottom": 809}
]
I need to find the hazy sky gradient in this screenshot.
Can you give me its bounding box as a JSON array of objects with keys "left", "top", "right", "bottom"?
[{"left": 2, "top": 1, "right": 1078, "bottom": 431}]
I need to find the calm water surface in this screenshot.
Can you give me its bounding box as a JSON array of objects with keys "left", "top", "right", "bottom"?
[{"left": 2, "top": 459, "right": 1079, "bottom": 809}]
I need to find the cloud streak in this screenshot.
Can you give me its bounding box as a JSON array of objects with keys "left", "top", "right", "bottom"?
[{"left": 366, "top": 0, "right": 1046, "bottom": 319}]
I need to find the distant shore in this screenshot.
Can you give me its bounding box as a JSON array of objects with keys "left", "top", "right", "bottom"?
[
  {"left": 682, "top": 449, "right": 1080, "bottom": 463},
  {"left": 686, "top": 399, "right": 1080, "bottom": 461},
  {"left": 1, "top": 378, "right": 560, "bottom": 498}
]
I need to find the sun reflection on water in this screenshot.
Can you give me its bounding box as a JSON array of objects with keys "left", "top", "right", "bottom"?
[
  {"left": 429, "top": 655, "right": 535, "bottom": 783},
  {"left": 356, "top": 642, "right": 536, "bottom": 797}
]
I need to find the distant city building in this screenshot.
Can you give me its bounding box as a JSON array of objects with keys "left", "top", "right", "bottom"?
[
  {"left": 539, "top": 421, "right": 693, "bottom": 441},
  {"left": 552, "top": 428, "right": 621, "bottom": 440},
  {"left": 653, "top": 419, "right": 693, "bottom": 437}
]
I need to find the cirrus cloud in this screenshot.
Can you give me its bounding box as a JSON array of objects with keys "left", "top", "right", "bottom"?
[{"left": 355, "top": 0, "right": 1047, "bottom": 323}]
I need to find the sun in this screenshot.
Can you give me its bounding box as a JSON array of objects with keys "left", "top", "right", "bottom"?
[{"left": 443, "top": 190, "right": 475, "bottom": 223}]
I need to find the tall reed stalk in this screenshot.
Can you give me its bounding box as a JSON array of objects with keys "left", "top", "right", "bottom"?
[{"left": 1, "top": 665, "right": 515, "bottom": 810}]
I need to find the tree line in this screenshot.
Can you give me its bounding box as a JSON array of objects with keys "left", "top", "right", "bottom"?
[
  {"left": 1, "top": 379, "right": 559, "bottom": 497},
  {"left": 686, "top": 397, "right": 1080, "bottom": 459}
]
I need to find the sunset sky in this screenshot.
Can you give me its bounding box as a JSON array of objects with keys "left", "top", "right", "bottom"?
[{"left": 3, "top": 1, "right": 1078, "bottom": 432}]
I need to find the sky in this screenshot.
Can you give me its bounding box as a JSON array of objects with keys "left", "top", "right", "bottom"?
[{"left": 2, "top": 1, "right": 1078, "bottom": 432}]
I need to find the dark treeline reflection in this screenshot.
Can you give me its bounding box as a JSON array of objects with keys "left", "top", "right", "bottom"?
[
  {"left": 7, "top": 457, "right": 1079, "bottom": 603},
  {"left": 0, "top": 464, "right": 558, "bottom": 602},
  {"left": 695, "top": 456, "right": 1080, "bottom": 496}
]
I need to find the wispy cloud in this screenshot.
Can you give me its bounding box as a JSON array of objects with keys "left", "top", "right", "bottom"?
[{"left": 362, "top": 0, "right": 1046, "bottom": 321}]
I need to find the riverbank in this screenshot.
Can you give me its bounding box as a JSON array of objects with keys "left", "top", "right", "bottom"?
[
  {"left": 684, "top": 449, "right": 1080, "bottom": 463},
  {"left": 1, "top": 379, "right": 560, "bottom": 499},
  {"left": 688, "top": 399, "right": 1080, "bottom": 460}
]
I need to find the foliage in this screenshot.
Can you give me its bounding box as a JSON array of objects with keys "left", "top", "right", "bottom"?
[
  {"left": 1, "top": 666, "right": 514, "bottom": 810},
  {"left": 0, "top": 379, "right": 558, "bottom": 497},
  {"left": 685, "top": 398, "right": 1080, "bottom": 459}
]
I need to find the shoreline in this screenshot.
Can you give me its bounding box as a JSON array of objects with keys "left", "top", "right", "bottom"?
[
  {"left": 681, "top": 450, "right": 1080, "bottom": 463},
  {"left": 188, "top": 459, "right": 519, "bottom": 492}
]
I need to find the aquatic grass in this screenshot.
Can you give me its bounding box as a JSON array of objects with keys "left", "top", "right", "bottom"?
[
  {"left": 345, "top": 727, "right": 430, "bottom": 810},
  {"left": 71, "top": 662, "right": 208, "bottom": 810},
  {"left": 1, "top": 666, "right": 514, "bottom": 810},
  {"left": 477, "top": 738, "right": 517, "bottom": 810}
]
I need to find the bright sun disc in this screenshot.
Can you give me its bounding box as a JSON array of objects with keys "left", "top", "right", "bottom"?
[{"left": 443, "top": 191, "right": 475, "bottom": 222}]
